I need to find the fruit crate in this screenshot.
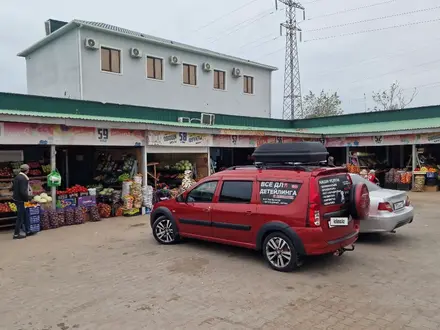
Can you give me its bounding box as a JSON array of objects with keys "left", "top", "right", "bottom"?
[
  {"left": 29, "top": 215, "right": 40, "bottom": 225},
  {"left": 26, "top": 206, "right": 40, "bottom": 217},
  {"left": 30, "top": 223, "right": 40, "bottom": 233}
]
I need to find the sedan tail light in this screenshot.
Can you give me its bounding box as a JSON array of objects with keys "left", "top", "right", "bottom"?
[
  {"left": 378, "top": 202, "right": 393, "bottom": 212},
  {"left": 405, "top": 196, "right": 411, "bottom": 206}
]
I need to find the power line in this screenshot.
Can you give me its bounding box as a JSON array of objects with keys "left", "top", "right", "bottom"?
[
  {"left": 208, "top": 9, "right": 279, "bottom": 44},
  {"left": 304, "top": 18, "right": 440, "bottom": 42},
  {"left": 189, "top": 0, "right": 261, "bottom": 33},
  {"left": 350, "top": 58, "right": 440, "bottom": 85},
  {"left": 306, "top": 0, "right": 397, "bottom": 20},
  {"left": 308, "top": 37, "right": 440, "bottom": 79},
  {"left": 306, "top": 6, "right": 440, "bottom": 32}
]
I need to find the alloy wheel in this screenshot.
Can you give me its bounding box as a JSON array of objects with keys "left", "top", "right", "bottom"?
[
  {"left": 265, "top": 237, "right": 292, "bottom": 269},
  {"left": 155, "top": 218, "right": 175, "bottom": 243}
]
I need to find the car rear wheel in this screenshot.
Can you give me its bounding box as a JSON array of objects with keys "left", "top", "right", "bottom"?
[
  {"left": 263, "top": 232, "right": 298, "bottom": 272},
  {"left": 152, "top": 216, "right": 179, "bottom": 244}
]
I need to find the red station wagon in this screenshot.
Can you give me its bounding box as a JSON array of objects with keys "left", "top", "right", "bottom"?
[{"left": 151, "top": 142, "right": 370, "bottom": 272}]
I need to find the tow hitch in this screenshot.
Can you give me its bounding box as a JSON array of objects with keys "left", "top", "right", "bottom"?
[{"left": 334, "top": 244, "right": 355, "bottom": 256}]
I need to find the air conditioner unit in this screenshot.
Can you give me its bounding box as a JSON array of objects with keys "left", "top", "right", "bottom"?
[
  {"left": 232, "top": 67, "right": 242, "bottom": 77},
  {"left": 84, "top": 38, "right": 98, "bottom": 50},
  {"left": 202, "top": 63, "right": 212, "bottom": 72},
  {"left": 201, "top": 113, "right": 215, "bottom": 126},
  {"left": 130, "top": 47, "right": 142, "bottom": 58},
  {"left": 177, "top": 117, "right": 190, "bottom": 123},
  {"left": 169, "top": 55, "right": 180, "bottom": 65}
]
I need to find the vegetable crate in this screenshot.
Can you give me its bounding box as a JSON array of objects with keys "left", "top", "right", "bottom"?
[
  {"left": 30, "top": 223, "right": 40, "bottom": 233},
  {"left": 26, "top": 206, "right": 40, "bottom": 217}
]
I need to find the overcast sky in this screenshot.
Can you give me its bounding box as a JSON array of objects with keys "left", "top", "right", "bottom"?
[{"left": 1, "top": 0, "right": 440, "bottom": 119}]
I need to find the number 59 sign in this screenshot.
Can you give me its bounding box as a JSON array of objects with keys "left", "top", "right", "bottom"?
[{"left": 96, "top": 128, "right": 110, "bottom": 142}]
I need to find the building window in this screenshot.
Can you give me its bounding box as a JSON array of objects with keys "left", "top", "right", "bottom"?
[
  {"left": 101, "top": 47, "right": 121, "bottom": 74},
  {"left": 214, "top": 70, "right": 226, "bottom": 90},
  {"left": 146, "top": 56, "right": 163, "bottom": 80},
  {"left": 183, "top": 63, "right": 197, "bottom": 86},
  {"left": 244, "top": 75, "right": 254, "bottom": 94}
]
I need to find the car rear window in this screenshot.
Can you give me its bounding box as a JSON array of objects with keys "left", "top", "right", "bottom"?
[
  {"left": 259, "top": 181, "right": 302, "bottom": 205},
  {"left": 318, "top": 175, "right": 351, "bottom": 206},
  {"left": 350, "top": 174, "right": 380, "bottom": 191}
]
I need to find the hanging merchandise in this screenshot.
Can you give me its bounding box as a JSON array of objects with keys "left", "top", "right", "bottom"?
[
  {"left": 47, "top": 170, "right": 62, "bottom": 187},
  {"left": 181, "top": 170, "right": 196, "bottom": 191}
]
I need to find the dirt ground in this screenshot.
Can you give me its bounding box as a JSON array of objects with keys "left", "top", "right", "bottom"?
[{"left": 0, "top": 192, "right": 439, "bottom": 330}]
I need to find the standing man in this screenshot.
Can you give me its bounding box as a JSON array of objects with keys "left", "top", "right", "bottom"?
[
  {"left": 12, "top": 164, "right": 32, "bottom": 239},
  {"left": 328, "top": 156, "right": 335, "bottom": 167}
]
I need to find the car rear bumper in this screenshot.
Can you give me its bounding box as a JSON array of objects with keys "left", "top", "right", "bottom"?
[
  {"left": 303, "top": 230, "right": 359, "bottom": 256},
  {"left": 360, "top": 207, "right": 414, "bottom": 233}
]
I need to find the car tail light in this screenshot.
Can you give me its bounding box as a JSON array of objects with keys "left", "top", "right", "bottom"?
[
  {"left": 378, "top": 202, "right": 393, "bottom": 212},
  {"left": 308, "top": 178, "right": 321, "bottom": 227},
  {"left": 405, "top": 196, "right": 411, "bottom": 206}
]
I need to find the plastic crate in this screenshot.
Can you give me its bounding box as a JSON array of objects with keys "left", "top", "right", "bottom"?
[
  {"left": 29, "top": 215, "right": 40, "bottom": 225},
  {"left": 26, "top": 206, "right": 40, "bottom": 216},
  {"left": 30, "top": 223, "right": 40, "bottom": 233}
]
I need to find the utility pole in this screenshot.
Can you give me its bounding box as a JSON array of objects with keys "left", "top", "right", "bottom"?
[{"left": 277, "top": 0, "right": 305, "bottom": 120}]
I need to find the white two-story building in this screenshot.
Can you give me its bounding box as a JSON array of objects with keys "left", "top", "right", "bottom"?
[{"left": 18, "top": 19, "right": 277, "bottom": 118}]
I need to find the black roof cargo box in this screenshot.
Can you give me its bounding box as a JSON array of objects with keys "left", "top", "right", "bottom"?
[{"left": 252, "top": 142, "right": 329, "bottom": 164}]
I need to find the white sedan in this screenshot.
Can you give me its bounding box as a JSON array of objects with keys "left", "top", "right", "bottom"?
[{"left": 350, "top": 174, "right": 414, "bottom": 233}]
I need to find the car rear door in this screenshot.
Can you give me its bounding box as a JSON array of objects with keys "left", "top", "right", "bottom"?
[
  {"left": 176, "top": 180, "right": 219, "bottom": 238},
  {"left": 316, "top": 173, "right": 357, "bottom": 241},
  {"left": 210, "top": 177, "right": 257, "bottom": 245}
]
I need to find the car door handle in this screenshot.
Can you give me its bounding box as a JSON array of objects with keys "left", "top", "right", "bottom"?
[
  {"left": 203, "top": 207, "right": 211, "bottom": 212},
  {"left": 245, "top": 211, "right": 253, "bottom": 216}
]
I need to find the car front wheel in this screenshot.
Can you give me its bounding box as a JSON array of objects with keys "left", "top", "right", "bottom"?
[
  {"left": 152, "top": 216, "right": 179, "bottom": 244},
  {"left": 263, "top": 232, "right": 299, "bottom": 272}
]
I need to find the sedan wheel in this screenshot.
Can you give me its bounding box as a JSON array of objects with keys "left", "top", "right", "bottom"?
[
  {"left": 152, "top": 216, "right": 179, "bottom": 244},
  {"left": 263, "top": 232, "right": 298, "bottom": 272}
]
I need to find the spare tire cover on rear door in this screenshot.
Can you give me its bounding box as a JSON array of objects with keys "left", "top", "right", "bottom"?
[{"left": 349, "top": 183, "right": 370, "bottom": 220}]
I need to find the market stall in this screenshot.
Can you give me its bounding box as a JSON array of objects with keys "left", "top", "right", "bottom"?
[{"left": 0, "top": 147, "right": 51, "bottom": 229}]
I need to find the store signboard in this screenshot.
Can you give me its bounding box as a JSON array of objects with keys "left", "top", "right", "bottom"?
[
  {"left": 0, "top": 122, "right": 54, "bottom": 144},
  {"left": 54, "top": 126, "right": 144, "bottom": 146},
  {"left": 212, "top": 135, "right": 312, "bottom": 148},
  {"left": 147, "top": 131, "right": 212, "bottom": 146}
]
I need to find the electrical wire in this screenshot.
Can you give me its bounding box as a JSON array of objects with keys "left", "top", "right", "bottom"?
[
  {"left": 189, "top": 0, "right": 262, "bottom": 33},
  {"left": 308, "top": 36, "right": 440, "bottom": 79},
  {"left": 306, "top": 0, "right": 397, "bottom": 20},
  {"left": 350, "top": 58, "right": 440, "bottom": 85},
  {"left": 304, "top": 18, "right": 440, "bottom": 42},
  {"left": 208, "top": 8, "right": 280, "bottom": 44},
  {"left": 306, "top": 6, "right": 440, "bottom": 32}
]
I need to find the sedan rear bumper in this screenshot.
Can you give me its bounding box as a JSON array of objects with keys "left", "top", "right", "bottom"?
[{"left": 360, "top": 206, "right": 414, "bottom": 233}]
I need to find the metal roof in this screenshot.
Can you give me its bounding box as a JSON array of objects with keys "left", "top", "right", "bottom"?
[
  {"left": 17, "top": 19, "right": 278, "bottom": 71},
  {"left": 0, "top": 109, "right": 309, "bottom": 136},
  {"left": 1, "top": 109, "right": 439, "bottom": 136},
  {"left": 297, "top": 117, "right": 440, "bottom": 135}
]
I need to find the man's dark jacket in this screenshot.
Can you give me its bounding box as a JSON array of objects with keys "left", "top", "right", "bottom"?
[{"left": 13, "top": 173, "right": 30, "bottom": 202}]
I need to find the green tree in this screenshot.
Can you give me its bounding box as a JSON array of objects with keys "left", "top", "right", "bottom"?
[
  {"left": 302, "top": 90, "right": 343, "bottom": 118},
  {"left": 371, "top": 82, "right": 417, "bottom": 111}
]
